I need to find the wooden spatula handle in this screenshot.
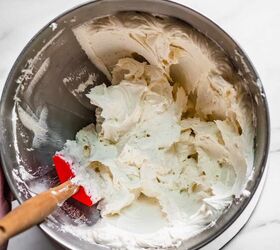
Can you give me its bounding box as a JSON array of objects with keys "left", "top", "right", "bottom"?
[{"left": 0, "top": 181, "right": 78, "bottom": 245}]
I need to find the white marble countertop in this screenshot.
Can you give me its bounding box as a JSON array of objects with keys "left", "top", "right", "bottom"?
[{"left": 1, "top": 0, "right": 280, "bottom": 249}]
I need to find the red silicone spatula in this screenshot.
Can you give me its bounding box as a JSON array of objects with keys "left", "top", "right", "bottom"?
[{"left": 53, "top": 154, "right": 94, "bottom": 206}]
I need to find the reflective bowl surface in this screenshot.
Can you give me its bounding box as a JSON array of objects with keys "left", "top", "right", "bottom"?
[{"left": 0, "top": 0, "right": 269, "bottom": 249}]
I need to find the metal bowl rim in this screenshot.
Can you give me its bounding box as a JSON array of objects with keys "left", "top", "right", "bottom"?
[{"left": 0, "top": 0, "right": 270, "bottom": 249}]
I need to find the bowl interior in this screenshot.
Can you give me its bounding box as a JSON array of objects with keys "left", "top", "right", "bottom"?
[{"left": 0, "top": 1, "right": 269, "bottom": 249}]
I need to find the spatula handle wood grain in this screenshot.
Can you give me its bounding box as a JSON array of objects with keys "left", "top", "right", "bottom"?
[{"left": 0, "top": 181, "right": 78, "bottom": 245}]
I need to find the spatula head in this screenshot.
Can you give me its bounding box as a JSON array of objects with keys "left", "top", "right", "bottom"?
[{"left": 53, "top": 154, "right": 94, "bottom": 206}]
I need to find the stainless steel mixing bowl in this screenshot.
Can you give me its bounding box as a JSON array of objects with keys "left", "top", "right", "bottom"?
[{"left": 0, "top": 0, "right": 270, "bottom": 249}]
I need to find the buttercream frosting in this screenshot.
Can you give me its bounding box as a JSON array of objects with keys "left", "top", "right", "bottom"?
[{"left": 59, "top": 12, "right": 254, "bottom": 249}]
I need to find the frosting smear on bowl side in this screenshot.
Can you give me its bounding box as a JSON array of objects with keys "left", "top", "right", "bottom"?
[{"left": 59, "top": 12, "right": 254, "bottom": 249}]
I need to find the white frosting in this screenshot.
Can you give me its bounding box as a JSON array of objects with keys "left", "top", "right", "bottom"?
[
  {"left": 59, "top": 13, "right": 254, "bottom": 249},
  {"left": 24, "top": 57, "right": 50, "bottom": 100},
  {"left": 17, "top": 105, "right": 48, "bottom": 148}
]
